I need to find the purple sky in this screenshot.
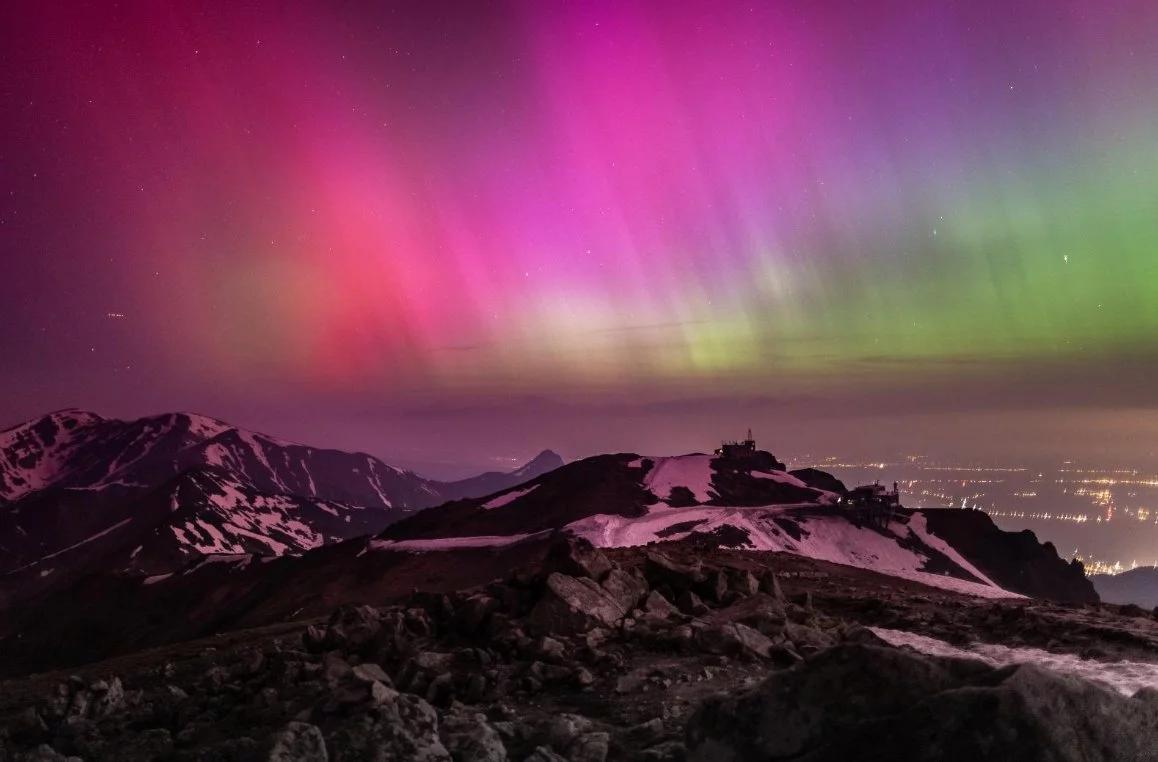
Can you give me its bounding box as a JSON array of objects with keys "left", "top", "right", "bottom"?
[{"left": 2, "top": 0, "right": 1158, "bottom": 476}]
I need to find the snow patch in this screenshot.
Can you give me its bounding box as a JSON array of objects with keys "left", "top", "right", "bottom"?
[
  {"left": 185, "top": 414, "right": 232, "bottom": 440},
  {"left": 870, "top": 627, "right": 1158, "bottom": 697},
  {"left": 752, "top": 470, "right": 809, "bottom": 488},
  {"left": 565, "top": 506, "right": 1019, "bottom": 599},
  {"left": 10, "top": 518, "right": 133, "bottom": 571},
  {"left": 642, "top": 455, "right": 716, "bottom": 504},
  {"left": 483, "top": 484, "right": 539, "bottom": 510},
  {"left": 369, "top": 530, "right": 551, "bottom": 552}
]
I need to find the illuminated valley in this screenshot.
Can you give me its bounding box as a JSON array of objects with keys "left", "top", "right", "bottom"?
[{"left": 802, "top": 455, "right": 1158, "bottom": 575}]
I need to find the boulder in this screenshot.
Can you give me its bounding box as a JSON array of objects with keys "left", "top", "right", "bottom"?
[
  {"left": 535, "top": 636, "right": 567, "bottom": 663},
  {"left": 439, "top": 713, "right": 507, "bottom": 761},
  {"left": 686, "top": 644, "right": 1158, "bottom": 761},
  {"left": 568, "top": 731, "right": 610, "bottom": 762},
  {"left": 269, "top": 722, "right": 328, "bottom": 762},
  {"left": 600, "top": 569, "right": 650, "bottom": 612},
  {"left": 527, "top": 574, "right": 630, "bottom": 635},
  {"left": 304, "top": 624, "right": 328, "bottom": 652},
  {"left": 456, "top": 593, "right": 500, "bottom": 635},
  {"left": 693, "top": 623, "right": 774, "bottom": 658},
  {"left": 351, "top": 662, "right": 393, "bottom": 687},
  {"left": 327, "top": 692, "right": 450, "bottom": 761},
  {"left": 322, "top": 652, "right": 353, "bottom": 686},
  {"left": 543, "top": 537, "right": 615, "bottom": 581},
  {"left": 640, "top": 590, "right": 681, "bottom": 621},
  {"left": 728, "top": 569, "right": 760, "bottom": 597},
  {"left": 87, "top": 677, "right": 125, "bottom": 719},
  {"left": 758, "top": 570, "right": 785, "bottom": 602},
  {"left": 676, "top": 590, "right": 709, "bottom": 616},
  {"left": 784, "top": 621, "right": 835, "bottom": 654},
  {"left": 699, "top": 570, "right": 729, "bottom": 604},
  {"left": 323, "top": 605, "right": 383, "bottom": 653},
  {"left": 643, "top": 552, "right": 706, "bottom": 589},
  {"left": 546, "top": 713, "right": 594, "bottom": 750}
]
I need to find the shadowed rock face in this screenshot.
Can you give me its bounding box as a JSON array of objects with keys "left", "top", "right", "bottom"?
[
  {"left": 788, "top": 468, "right": 848, "bottom": 495},
  {"left": 920, "top": 509, "right": 1098, "bottom": 603},
  {"left": 686, "top": 643, "right": 1158, "bottom": 762}
]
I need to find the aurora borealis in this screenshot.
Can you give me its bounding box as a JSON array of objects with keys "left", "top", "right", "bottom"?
[{"left": 3, "top": 1, "right": 1158, "bottom": 469}]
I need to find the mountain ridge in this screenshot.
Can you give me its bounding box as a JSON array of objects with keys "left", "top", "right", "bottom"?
[
  {"left": 0, "top": 409, "right": 562, "bottom": 590},
  {"left": 0, "top": 415, "right": 1099, "bottom": 685}
]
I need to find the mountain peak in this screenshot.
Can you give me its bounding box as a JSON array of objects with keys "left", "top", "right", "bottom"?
[
  {"left": 515, "top": 449, "right": 565, "bottom": 476},
  {"left": 1, "top": 408, "right": 104, "bottom": 437}
]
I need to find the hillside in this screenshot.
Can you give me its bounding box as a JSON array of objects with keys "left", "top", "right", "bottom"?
[{"left": 1, "top": 536, "right": 1155, "bottom": 761}]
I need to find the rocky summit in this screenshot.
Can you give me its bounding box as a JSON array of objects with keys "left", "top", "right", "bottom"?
[{"left": 3, "top": 536, "right": 1158, "bottom": 761}]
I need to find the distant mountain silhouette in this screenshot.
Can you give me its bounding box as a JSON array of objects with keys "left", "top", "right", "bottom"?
[{"left": 1091, "top": 566, "right": 1158, "bottom": 608}]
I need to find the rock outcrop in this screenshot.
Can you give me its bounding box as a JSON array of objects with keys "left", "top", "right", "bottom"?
[
  {"left": 687, "top": 643, "right": 1158, "bottom": 761},
  {"left": 920, "top": 509, "right": 1098, "bottom": 603}
]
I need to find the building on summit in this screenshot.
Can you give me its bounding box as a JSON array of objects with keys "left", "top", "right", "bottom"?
[{"left": 715, "top": 429, "right": 758, "bottom": 460}]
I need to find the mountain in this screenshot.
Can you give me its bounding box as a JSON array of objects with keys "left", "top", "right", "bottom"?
[
  {"left": 0, "top": 409, "right": 560, "bottom": 589},
  {"left": 381, "top": 452, "right": 834, "bottom": 542},
  {"left": 0, "top": 437, "right": 1097, "bottom": 679},
  {"left": 1091, "top": 566, "right": 1158, "bottom": 609},
  {"left": 434, "top": 449, "right": 564, "bottom": 502},
  {"left": 379, "top": 450, "right": 1094, "bottom": 602}
]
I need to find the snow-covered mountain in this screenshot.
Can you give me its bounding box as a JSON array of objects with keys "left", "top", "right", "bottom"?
[
  {"left": 379, "top": 451, "right": 1095, "bottom": 602},
  {"left": 0, "top": 409, "right": 562, "bottom": 582}
]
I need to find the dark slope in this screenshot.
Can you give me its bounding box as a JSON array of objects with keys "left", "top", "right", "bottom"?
[
  {"left": 383, "top": 454, "right": 653, "bottom": 540},
  {"left": 789, "top": 467, "right": 848, "bottom": 495},
  {"left": 0, "top": 535, "right": 557, "bottom": 679},
  {"left": 920, "top": 508, "right": 1097, "bottom": 603}
]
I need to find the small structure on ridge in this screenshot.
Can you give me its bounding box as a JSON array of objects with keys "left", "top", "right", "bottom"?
[{"left": 715, "top": 429, "right": 759, "bottom": 460}]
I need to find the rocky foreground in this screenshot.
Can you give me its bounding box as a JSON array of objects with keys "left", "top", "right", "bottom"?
[{"left": 3, "top": 537, "right": 1158, "bottom": 761}]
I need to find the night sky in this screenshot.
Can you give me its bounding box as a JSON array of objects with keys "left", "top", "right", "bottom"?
[{"left": 2, "top": 1, "right": 1158, "bottom": 476}]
